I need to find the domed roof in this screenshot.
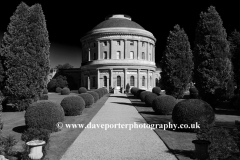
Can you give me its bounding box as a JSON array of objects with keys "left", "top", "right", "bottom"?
[{"left": 92, "top": 14, "right": 145, "bottom": 30}]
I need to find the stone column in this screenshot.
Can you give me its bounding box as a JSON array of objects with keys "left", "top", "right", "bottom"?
[
  {"left": 124, "top": 39, "right": 127, "bottom": 59},
  {"left": 110, "top": 40, "right": 114, "bottom": 59},
  {"left": 97, "top": 69, "right": 100, "bottom": 88},
  {"left": 110, "top": 68, "right": 113, "bottom": 88},
  {"left": 97, "top": 41, "right": 100, "bottom": 60},
  {"left": 147, "top": 69, "right": 149, "bottom": 89},
  {"left": 146, "top": 42, "right": 148, "bottom": 61},
  {"left": 137, "top": 40, "right": 140, "bottom": 59},
  {"left": 124, "top": 68, "right": 127, "bottom": 89},
  {"left": 138, "top": 69, "right": 140, "bottom": 88},
  {"left": 153, "top": 71, "right": 155, "bottom": 87},
  {"left": 87, "top": 76, "right": 90, "bottom": 90}
]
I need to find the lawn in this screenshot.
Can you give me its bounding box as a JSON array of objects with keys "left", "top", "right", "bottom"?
[
  {"left": 1, "top": 92, "right": 110, "bottom": 160},
  {"left": 127, "top": 93, "right": 240, "bottom": 160}
]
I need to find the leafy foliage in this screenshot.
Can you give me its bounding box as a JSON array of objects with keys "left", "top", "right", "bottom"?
[
  {"left": 55, "top": 63, "right": 73, "bottom": 70},
  {"left": 87, "top": 91, "right": 99, "bottom": 102},
  {"left": 25, "top": 100, "right": 64, "bottom": 132},
  {"left": 60, "top": 96, "right": 85, "bottom": 116},
  {"left": 61, "top": 87, "right": 70, "bottom": 95},
  {"left": 79, "top": 93, "right": 94, "bottom": 108},
  {"left": 193, "top": 6, "right": 233, "bottom": 102},
  {"left": 229, "top": 30, "right": 240, "bottom": 91},
  {"left": 0, "top": 135, "right": 17, "bottom": 156},
  {"left": 161, "top": 24, "right": 193, "bottom": 98},
  {"left": 0, "top": 2, "right": 50, "bottom": 106},
  {"left": 55, "top": 75, "right": 68, "bottom": 88},
  {"left": 152, "top": 95, "right": 177, "bottom": 115},
  {"left": 172, "top": 99, "right": 215, "bottom": 127},
  {"left": 78, "top": 87, "right": 87, "bottom": 94}
]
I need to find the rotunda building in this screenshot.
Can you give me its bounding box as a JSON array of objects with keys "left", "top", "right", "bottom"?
[{"left": 80, "top": 14, "right": 158, "bottom": 91}]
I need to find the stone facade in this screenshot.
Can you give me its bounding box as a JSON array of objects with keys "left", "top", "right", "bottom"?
[{"left": 80, "top": 14, "right": 159, "bottom": 91}]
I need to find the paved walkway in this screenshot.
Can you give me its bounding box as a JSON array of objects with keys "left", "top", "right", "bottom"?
[{"left": 60, "top": 94, "right": 177, "bottom": 160}]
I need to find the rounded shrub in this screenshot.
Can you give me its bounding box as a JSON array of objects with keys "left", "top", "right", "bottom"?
[
  {"left": 78, "top": 87, "right": 87, "bottom": 94},
  {"left": 99, "top": 88, "right": 105, "bottom": 96},
  {"left": 79, "top": 93, "right": 94, "bottom": 108},
  {"left": 172, "top": 99, "right": 215, "bottom": 126},
  {"left": 87, "top": 91, "right": 99, "bottom": 103},
  {"left": 25, "top": 100, "right": 64, "bottom": 132},
  {"left": 94, "top": 90, "right": 102, "bottom": 98},
  {"left": 152, "top": 87, "right": 161, "bottom": 95},
  {"left": 152, "top": 95, "right": 177, "bottom": 115},
  {"left": 136, "top": 89, "right": 145, "bottom": 98},
  {"left": 131, "top": 87, "right": 138, "bottom": 95},
  {"left": 145, "top": 93, "right": 158, "bottom": 107},
  {"left": 61, "top": 87, "right": 70, "bottom": 95},
  {"left": 60, "top": 96, "right": 85, "bottom": 116},
  {"left": 43, "top": 88, "right": 48, "bottom": 94},
  {"left": 56, "top": 87, "right": 62, "bottom": 93},
  {"left": 140, "top": 91, "right": 151, "bottom": 102},
  {"left": 130, "top": 87, "right": 137, "bottom": 94}
]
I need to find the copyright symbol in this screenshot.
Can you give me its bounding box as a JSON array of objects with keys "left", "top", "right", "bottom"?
[{"left": 56, "top": 122, "right": 64, "bottom": 129}]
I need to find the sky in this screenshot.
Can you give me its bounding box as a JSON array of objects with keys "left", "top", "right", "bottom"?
[{"left": 0, "top": 1, "right": 240, "bottom": 68}]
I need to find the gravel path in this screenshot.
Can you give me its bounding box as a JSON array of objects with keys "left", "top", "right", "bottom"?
[{"left": 60, "top": 94, "right": 177, "bottom": 160}]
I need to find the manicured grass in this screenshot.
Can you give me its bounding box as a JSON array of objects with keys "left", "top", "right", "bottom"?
[
  {"left": 1, "top": 92, "right": 111, "bottom": 159},
  {"left": 127, "top": 93, "right": 238, "bottom": 160}
]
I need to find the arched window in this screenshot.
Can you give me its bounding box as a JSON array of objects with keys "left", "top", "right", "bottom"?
[
  {"left": 104, "top": 76, "right": 107, "bottom": 87},
  {"left": 142, "top": 52, "right": 145, "bottom": 60},
  {"left": 150, "top": 76, "right": 152, "bottom": 87},
  {"left": 103, "top": 51, "right": 107, "bottom": 59},
  {"left": 116, "top": 51, "right": 121, "bottom": 59},
  {"left": 142, "top": 76, "right": 145, "bottom": 86},
  {"left": 130, "top": 76, "right": 134, "bottom": 86},
  {"left": 130, "top": 51, "right": 134, "bottom": 59},
  {"left": 117, "top": 76, "right": 121, "bottom": 86}
]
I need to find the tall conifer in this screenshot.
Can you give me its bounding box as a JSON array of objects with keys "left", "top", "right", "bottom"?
[{"left": 161, "top": 24, "right": 193, "bottom": 98}]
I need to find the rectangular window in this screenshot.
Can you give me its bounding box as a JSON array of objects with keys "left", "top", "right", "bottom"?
[
  {"left": 130, "top": 51, "right": 134, "bottom": 59},
  {"left": 130, "top": 41, "right": 134, "bottom": 46},
  {"left": 117, "top": 40, "right": 120, "bottom": 45},
  {"left": 116, "top": 51, "right": 121, "bottom": 59}
]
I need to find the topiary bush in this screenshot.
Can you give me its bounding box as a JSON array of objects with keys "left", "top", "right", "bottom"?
[
  {"left": 172, "top": 99, "right": 215, "bottom": 127},
  {"left": 61, "top": 87, "right": 70, "bottom": 95},
  {"left": 87, "top": 91, "right": 99, "bottom": 103},
  {"left": 189, "top": 87, "right": 199, "bottom": 99},
  {"left": 94, "top": 90, "right": 102, "bottom": 99},
  {"left": 25, "top": 100, "right": 64, "bottom": 132},
  {"left": 140, "top": 91, "right": 151, "bottom": 102},
  {"left": 130, "top": 87, "right": 138, "bottom": 95},
  {"left": 78, "top": 87, "right": 87, "bottom": 94},
  {"left": 39, "top": 94, "right": 48, "bottom": 100},
  {"left": 43, "top": 88, "right": 48, "bottom": 94},
  {"left": 56, "top": 87, "right": 62, "bottom": 93},
  {"left": 79, "top": 93, "right": 94, "bottom": 108},
  {"left": 152, "top": 95, "right": 177, "bottom": 115},
  {"left": 136, "top": 89, "right": 145, "bottom": 98},
  {"left": 145, "top": 93, "right": 158, "bottom": 107},
  {"left": 60, "top": 96, "right": 85, "bottom": 116},
  {"left": 152, "top": 87, "right": 161, "bottom": 95}
]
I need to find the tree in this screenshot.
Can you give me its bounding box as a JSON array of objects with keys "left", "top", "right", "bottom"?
[
  {"left": 228, "top": 30, "right": 240, "bottom": 92},
  {"left": 193, "top": 6, "right": 233, "bottom": 103},
  {"left": 160, "top": 24, "right": 193, "bottom": 98},
  {"left": 55, "top": 75, "right": 68, "bottom": 88},
  {"left": 0, "top": 2, "right": 50, "bottom": 107},
  {"left": 56, "top": 63, "right": 73, "bottom": 70}
]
